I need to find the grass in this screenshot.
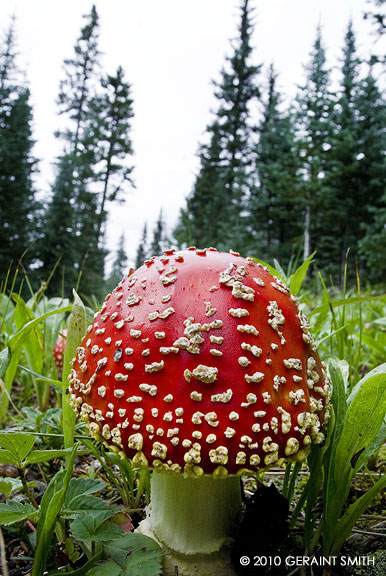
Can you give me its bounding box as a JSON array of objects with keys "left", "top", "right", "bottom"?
[{"left": 0, "top": 258, "right": 385, "bottom": 576}]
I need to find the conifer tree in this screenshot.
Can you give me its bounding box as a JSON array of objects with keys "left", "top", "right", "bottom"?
[
  {"left": 135, "top": 223, "right": 148, "bottom": 268},
  {"left": 41, "top": 6, "right": 134, "bottom": 298},
  {"left": 85, "top": 66, "right": 134, "bottom": 249},
  {"left": 106, "top": 232, "right": 128, "bottom": 291},
  {"left": 174, "top": 0, "right": 260, "bottom": 251},
  {"left": 248, "top": 64, "right": 302, "bottom": 263},
  {"left": 150, "top": 209, "right": 166, "bottom": 257},
  {"left": 357, "top": 71, "right": 386, "bottom": 280},
  {"left": 295, "top": 25, "right": 335, "bottom": 264},
  {"left": 41, "top": 5, "right": 101, "bottom": 296},
  {"left": 0, "top": 21, "right": 39, "bottom": 282},
  {"left": 321, "top": 21, "right": 362, "bottom": 280}
]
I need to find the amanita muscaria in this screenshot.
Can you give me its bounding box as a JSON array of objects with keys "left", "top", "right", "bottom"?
[
  {"left": 53, "top": 329, "right": 67, "bottom": 377},
  {"left": 69, "top": 248, "right": 330, "bottom": 575}
]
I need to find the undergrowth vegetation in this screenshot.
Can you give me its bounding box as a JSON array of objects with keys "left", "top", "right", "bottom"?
[{"left": 0, "top": 257, "right": 385, "bottom": 576}]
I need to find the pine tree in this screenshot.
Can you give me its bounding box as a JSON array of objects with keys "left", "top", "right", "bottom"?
[
  {"left": 0, "top": 21, "right": 39, "bottom": 282},
  {"left": 135, "top": 223, "right": 148, "bottom": 268},
  {"left": 321, "top": 21, "right": 362, "bottom": 280},
  {"left": 174, "top": 0, "right": 260, "bottom": 252},
  {"left": 150, "top": 209, "right": 166, "bottom": 257},
  {"left": 41, "top": 5, "right": 101, "bottom": 296},
  {"left": 357, "top": 70, "right": 386, "bottom": 280},
  {"left": 107, "top": 233, "right": 128, "bottom": 291},
  {"left": 295, "top": 25, "right": 335, "bottom": 264},
  {"left": 248, "top": 64, "right": 302, "bottom": 264},
  {"left": 84, "top": 65, "right": 135, "bottom": 249}
]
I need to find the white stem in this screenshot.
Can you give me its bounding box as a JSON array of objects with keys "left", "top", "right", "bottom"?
[{"left": 138, "top": 471, "right": 242, "bottom": 576}]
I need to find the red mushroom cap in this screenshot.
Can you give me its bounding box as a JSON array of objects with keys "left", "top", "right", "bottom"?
[
  {"left": 69, "top": 248, "right": 330, "bottom": 475},
  {"left": 53, "top": 329, "right": 68, "bottom": 376}
]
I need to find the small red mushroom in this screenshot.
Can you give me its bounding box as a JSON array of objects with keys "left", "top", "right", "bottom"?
[
  {"left": 53, "top": 329, "right": 67, "bottom": 377},
  {"left": 69, "top": 248, "right": 330, "bottom": 575}
]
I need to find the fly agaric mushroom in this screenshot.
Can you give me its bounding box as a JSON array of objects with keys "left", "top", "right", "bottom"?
[
  {"left": 68, "top": 248, "right": 330, "bottom": 576},
  {"left": 53, "top": 329, "right": 67, "bottom": 377}
]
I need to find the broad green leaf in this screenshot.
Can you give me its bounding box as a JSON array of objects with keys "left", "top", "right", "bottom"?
[
  {"left": 348, "top": 362, "right": 386, "bottom": 404},
  {"left": 0, "top": 501, "right": 36, "bottom": 525},
  {"left": 103, "top": 533, "right": 163, "bottom": 572},
  {"left": 24, "top": 447, "right": 75, "bottom": 465},
  {"left": 289, "top": 251, "right": 316, "bottom": 296},
  {"left": 65, "top": 494, "right": 111, "bottom": 517},
  {"left": 335, "top": 373, "right": 386, "bottom": 472},
  {"left": 64, "top": 477, "right": 106, "bottom": 507},
  {"left": 0, "top": 477, "right": 23, "bottom": 498},
  {"left": 0, "top": 449, "right": 18, "bottom": 465},
  {"left": 121, "top": 547, "right": 163, "bottom": 576},
  {"left": 71, "top": 514, "right": 122, "bottom": 542},
  {"left": 0, "top": 432, "right": 35, "bottom": 465}
]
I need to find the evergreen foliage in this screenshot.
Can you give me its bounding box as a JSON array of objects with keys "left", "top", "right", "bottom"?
[
  {"left": 135, "top": 223, "right": 148, "bottom": 269},
  {"left": 174, "top": 0, "right": 260, "bottom": 252},
  {"left": 40, "top": 5, "right": 134, "bottom": 298},
  {"left": 107, "top": 232, "right": 128, "bottom": 291},
  {"left": 0, "top": 21, "right": 40, "bottom": 283},
  {"left": 247, "top": 64, "right": 302, "bottom": 263},
  {"left": 294, "top": 25, "right": 335, "bottom": 265},
  {"left": 150, "top": 209, "right": 166, "bottom": 257}
]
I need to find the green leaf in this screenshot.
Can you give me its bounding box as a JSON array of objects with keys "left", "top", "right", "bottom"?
[
  {"left": 0, "top": 501, "right": 36, "bottom": 525},
  {"left": 330, "top": 473, "right": 386, "bottom": 556},
  {"left": 0, "top": 433, "right": 35, "bottom": 465},
  {"left": 250, "top": 257, "right": 284, "bottom": 280},
  {"left": 0, "top": 477, "right": 23, "bottom": 498},
  {"left": 64, "top": 478, "right": 106, "bottom": 507},
  {"left": 0, "top": 346, "right": 11, "bottom": 379},
  {"left": 24, "top": 447, "right": 75, "bottom": 465},
  {"left": 0, "top": 449, "right": 18, "bottom": 465},
  {"left": 288, "top": 251, "right": 316, "bottom": 296},
  {"left": 71, "top": 514, "right": 123, "bottom": 542},
  {"left": 62, "top": 291, "right": 87, "bottom": 461},
  {"left": 334, "top": 372, "right": 386, "bottom": 474},
  {"left": 32, "top": 444, "right": 78, "bottom": 576},
  {"left": 103, "top": 533, "right": 162, "bottom": 567},
  {"left": 65, "top": 495, "right": 111, "bottom": 517},
  {"left": 8, "top": 303, "right": 72, "bottom": 354}
]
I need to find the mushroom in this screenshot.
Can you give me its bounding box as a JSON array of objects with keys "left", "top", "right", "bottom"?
[
  {"left": 53, "top": 329, "right": 67, "bottom": 378},
  {"left": 68, "top": 248, "right": 330, "bottom": 576}
]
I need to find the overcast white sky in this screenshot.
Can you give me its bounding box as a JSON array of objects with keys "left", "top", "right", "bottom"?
[{"left": 0, "top": 0, "right": 383, "bottom": 268}]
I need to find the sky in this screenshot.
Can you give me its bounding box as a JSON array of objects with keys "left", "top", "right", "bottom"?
[{"left": 0, "top": 0, "right": 383, "bottom": 269}]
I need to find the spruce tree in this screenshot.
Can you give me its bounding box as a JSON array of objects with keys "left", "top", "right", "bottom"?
[
  {"left": 150, "top": 209, "right": 166, "bottom": 257},
  {"left": 295, "top": 25, "right": 335, "bottom": 264},
  {"left": 85, "top": 65, "right": 135, "bottom": 249},
  {"left": 106, "top": 232, "right": 128, "bottom": 291},
  {"left": 357, "top": 71, "right": 386, "bottom": 280},
  {"left": 322, "top": 21, "right": 362, "bottom": 280},
  {"left": 174, "top": 0, "right": 260, "bottom": 252},
  {"left": 41, "top": 5, "right": 101, "bottom": 296},
  {"left": 135, "top": 223, "right": 148, "bottom": 268},
  {"left": 248, "top": 64, "right": 302, "bottom": 263},
  {"left": 0, "top": 21, "right": 39, "bottom": 283}
]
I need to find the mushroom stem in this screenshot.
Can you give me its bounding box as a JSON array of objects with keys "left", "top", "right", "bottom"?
[{"left": 138, "top": 471, "right": 242, "bottom": 575}]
